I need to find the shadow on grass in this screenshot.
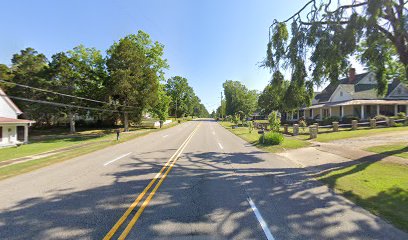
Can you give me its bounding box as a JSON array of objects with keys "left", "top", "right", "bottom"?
[{"left": 308, "top": 148, "right": 408, "bottom": 232}]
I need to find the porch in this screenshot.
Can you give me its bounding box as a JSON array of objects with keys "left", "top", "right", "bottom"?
[
  {"left": 0, "top": 118, "right": 35, "bottom": 147},
  {"left": 286, "top": 100, "right": 408, "bottom": 121}
]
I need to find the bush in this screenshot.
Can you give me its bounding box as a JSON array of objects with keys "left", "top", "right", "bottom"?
[
  {"left": 298, "top": 119, "right": 307, "bottom": 132},
  {"left": 374, "top": 115, "right": 388, "bottom": 122},
  {"left": 396, "top": 112, "right": 406, "bottom": 119},
  {"left": 342, "top": 115, "right": 360, "bottom": 124},
  {"left": 268, "top": 111, "right": 281, "bottom": 132},
  {"left": 248, "top": 121, "right": 254, "bottom": 133},
  {"left": 322, "top": 116, "right": 340, "bottom": 125},
  {"left": 259, "top": 131, "right": 284, "bottom": 145}
]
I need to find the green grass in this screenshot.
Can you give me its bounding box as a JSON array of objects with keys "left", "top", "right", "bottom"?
[
  {"left": 0, "top": 122, "right": 179, "bottom": 180},
  {"left": 365, "top": 144, "right": 408, "bottom": 159},
  {"left": 315, "top": 126, "right": 408, "bottom": 142},
  {"left": 317, "top": 161, "right": 408, "bottom": 232},
  {"left": 219, "top": 121, "right": 310, "bottom": 153}
]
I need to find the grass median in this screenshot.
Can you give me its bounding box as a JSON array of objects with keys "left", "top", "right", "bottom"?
[{"left": 219, "top": 121, "right": 310, "bottom": 153}]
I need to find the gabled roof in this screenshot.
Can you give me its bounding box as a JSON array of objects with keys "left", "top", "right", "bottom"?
[
  {"left": 315, "top": 72, "right": 371, "bottom": 102},
  {"left": 0, "top": 87, "right": 22, "bottom": 115}
]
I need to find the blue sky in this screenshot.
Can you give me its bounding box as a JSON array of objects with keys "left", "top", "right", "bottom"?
[{"left": 0, "top": 0, "right": 313, "bottom": 112}]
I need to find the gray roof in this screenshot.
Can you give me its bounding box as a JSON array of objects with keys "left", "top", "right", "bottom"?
[
  {"left": 314, "top": 73, "right": 407, "bottom": 103},
  {"left": 315, "top": 72, "right": 370, "bottom": 102}
]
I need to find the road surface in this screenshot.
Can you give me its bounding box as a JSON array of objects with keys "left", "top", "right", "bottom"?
[{"left": 0, "top": 120, "right": 406, "bottom": 239}]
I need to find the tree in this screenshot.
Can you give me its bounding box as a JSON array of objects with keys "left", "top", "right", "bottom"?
[
  {"left": 151, "top": 84, "right": 171, "bottom": 124},
  {"left": 268, "top": 111, "right": 281, "bottom": 132},
  {"left": 107, "top": 32, "right": 166, "bottom": 129},
  {"left": 258, "top": 71, "right": 292, "bottom": 114},
  {"left": 264, "top": 0, "right": 408, "bottom": 98},
  {"left": 223, "top": 80, "right": 257, "bottom": 117},
  {"left": 165, "top": 76, "right": 193, "bottom": 118},
  {"left": 7, "top": 48, "right": 52, "bottom": 125}
]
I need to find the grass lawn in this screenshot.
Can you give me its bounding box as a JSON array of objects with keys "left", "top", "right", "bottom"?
[
  {"left": 317, "top": 161, "right": 408, "bottom": 232},
  {"left": 315, "top": 126, "right": 408, "bottom": 142},
  {"left": 365, "top": 144, "right": 408, "bottom": 159},
  {"left": 0, "top": 122, "right": 179, "bottom": 180},
  {"left": 219, "top": 121, "right": 310, "bottom": 153}
]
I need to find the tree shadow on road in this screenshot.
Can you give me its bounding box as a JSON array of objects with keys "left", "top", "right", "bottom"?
[{"left": 0, "top": 148, "right": 406, "bottom": 239}]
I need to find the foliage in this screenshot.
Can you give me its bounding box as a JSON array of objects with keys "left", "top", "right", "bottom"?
[
  {"left": 298, "top": 118, "right": 307, "bottom": 132},
  {"left": 107, "top": 33, "right": 161, "bottom": 123},
  {"left": 151, "top": 84, "right": 171, "bottom": 121},
  {"left": 396, "top": 112, "right": 406, "bottom": 119},
  {"left": 223, "top": 80, "right": 258, "bottom": 117},
  {"left": 342, "top": 115, "right": 360, "bottom": 124},
  {"left": 258, "top": 71, "right": 290, "bottom": 113},
  {"left": 322, "top": 116, "right": 341, "bottom": 125},
  {"left": 232, "top": 114, "right": 240, "bottom": 125},
  {"left": 268, "top": 111, "right": 281, "bottom": 132},
  {"left": 264, "top": 0, "right": 408, "bottom": 98},
  {"left": 248, "top": 121, "right": 254, "bottom": 133},
  {"left": 165, "top": 76, "right": 207, "bottom": 118},
  {"left": 260, "top": 131, "right": 284, "bottom": 145},
  {"left": 374, "top": 115, "right": 389, "bottom": 121}
]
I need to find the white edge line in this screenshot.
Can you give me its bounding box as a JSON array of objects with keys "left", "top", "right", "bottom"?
[
  {"left": 248, "top": 197, "right": 275, "bottom": 240},
  {"left": 218, "top": 142, "right": 223, "bottom": 149},
  {"left": 104, "top": 152, "right": 132, "bottom": 166}
]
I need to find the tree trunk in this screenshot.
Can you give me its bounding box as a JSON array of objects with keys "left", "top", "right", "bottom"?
[
  {"left": 123, "top": 112, "right": 129, "bottom": 132},
  {"left": 68, "top": 112, "right": 76, "bottom": 134}
]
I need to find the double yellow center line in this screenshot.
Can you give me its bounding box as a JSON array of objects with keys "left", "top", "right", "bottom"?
[{"left": 103, "top": 123, "right": 201, "bottom": 240}]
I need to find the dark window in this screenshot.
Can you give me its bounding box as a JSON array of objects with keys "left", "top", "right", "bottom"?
[
  {"left": 0, "top": 126, "right": 2, "bottom": 139},
  {"left": 17, "top": 126, "right": 24, "bottom": 142}
]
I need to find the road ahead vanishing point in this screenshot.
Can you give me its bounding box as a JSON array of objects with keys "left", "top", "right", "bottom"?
[{"left": 0, "top": 120, "right": 406, "bottom": 240}]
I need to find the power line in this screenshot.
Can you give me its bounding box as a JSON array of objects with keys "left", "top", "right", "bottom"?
[
  {"left": 0, "top": 79, "right": 135, "bottom": 108},
  {"left": 0, "top": 94, "right": 128, "bottom": 113}
]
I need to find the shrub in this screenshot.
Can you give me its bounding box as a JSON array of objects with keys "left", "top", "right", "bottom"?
[
  {"left": 374, "top": 115, "right": 388, "bottom": 122},
  {"left": 298, "top": 119, "right": 307, "bottom": 132},
  {"left": 248, "top": 121, "right": 254, "bottom": 133},
  {"left": 396, "top": 112, "right": 406, "bottom": 119},
  {"left": 268, "top": 111, "right": 281, "bottom": 132},
  {"left": 259, "top": 131, "right": 284, "bottom": 145},
  {"left": 342, "top": 115, "right": 360, "bottom": 124},
  {"left": 322, "top": 116, "right": 340, "bottom": 125},
  {"left": 232, "top": 114, "right": 239, "bottom": 125}
]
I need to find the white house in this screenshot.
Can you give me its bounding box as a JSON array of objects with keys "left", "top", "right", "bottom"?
[
  {"left": 0, "top": 87, "right": 35, "bottom": 147},
  {"left": 286, "top": 68, "right": 408, "bottom": 121}
]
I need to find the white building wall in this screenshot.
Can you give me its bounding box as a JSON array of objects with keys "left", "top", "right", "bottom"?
[
  {"left": 330, "top": 86, "right": 353, "bottom": 102},
  {"left": 0, "top": 96, "right": 18, "bottom": 118},
  {"left": 0, "top": 125, "right": 17, "bottom": 146}
]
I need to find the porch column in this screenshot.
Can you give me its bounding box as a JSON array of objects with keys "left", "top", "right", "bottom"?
[
  {"left": 297, "top": 110, "right": 300, "bottom": 120},
  {"left": 311, "top": 109, "right": 314, "bottom": 119},
  {"left": 319, "top": 108, "right": 323, "bottom": 120},
  {"left": 361, "top": 105, "right": 365, "bottom": 119},
  {"left": 394, "top": 105, "right": 398, "bottom": 116},
  {"left": 341, "top": 106, "right": 344, "bottom": 119},
  {"left": 406, "top": 105, "right": 408, "bottom": 116},
  {"left": 377, "top": 105, "right": 380, "bottom": 115},
  {"left": 24, "top": 124, "right": 28, "bottom": 144},
  {"left": 329, "top": 107, "right": 332, "bottom": 117}
]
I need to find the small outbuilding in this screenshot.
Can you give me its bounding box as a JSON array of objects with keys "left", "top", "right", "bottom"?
[{"left": 0, "top": 87, "right": 35, "bottom": 147}]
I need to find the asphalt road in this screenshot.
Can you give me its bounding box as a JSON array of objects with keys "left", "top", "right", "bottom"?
[{"left": 0, "top": 119, "right": 406, "bottom": 240}]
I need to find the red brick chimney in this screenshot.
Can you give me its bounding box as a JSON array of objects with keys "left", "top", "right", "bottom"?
[{"left": 348, "top": 68, "right": 356, "bottom": 83}]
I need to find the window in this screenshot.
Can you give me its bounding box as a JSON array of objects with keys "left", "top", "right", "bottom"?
[
  {"left": 340, "top": 91, "right": 343, "bottom": 97},
  {"left": 323, "top": 109, "right": 330, "bottom": 117},
  {"left": 0, "top": 127, "right": 2, "bottom": 139}
]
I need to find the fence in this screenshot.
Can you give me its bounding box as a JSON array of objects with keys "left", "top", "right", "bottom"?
[{"left": 307, "top": 117, "right": 407, "bottom": 139}]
